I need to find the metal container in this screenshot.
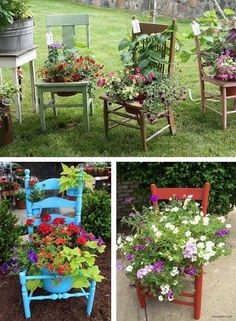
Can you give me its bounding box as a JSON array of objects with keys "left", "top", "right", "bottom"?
[{"left": 0, "top": 18, "right": 34, "bottom": 53}]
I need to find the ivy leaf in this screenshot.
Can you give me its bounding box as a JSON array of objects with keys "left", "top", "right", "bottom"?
[
  {"left": 72, "top": 276, "right": 90, "bottom": 288},
  {"left": 26, "top": 279, "right": 43, "bottom": 291}
]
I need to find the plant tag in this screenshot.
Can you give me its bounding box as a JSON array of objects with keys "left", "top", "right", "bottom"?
[
  {"left": 191, "top": 21, "right": 201, "bottom": 36},
  {"left": 46, "top": 31, "right": 54, "bottom": 46},
  {"left": 132, "top": 18, "right": 141, "bottom": 34}
]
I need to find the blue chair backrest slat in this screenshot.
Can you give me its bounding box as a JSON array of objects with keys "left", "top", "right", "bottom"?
[
  {"left": 35, "top": 178, "right": 60, "bottom": 191},
  {"left": 32, "top": 197, "right": 75, "bottom": 210}
]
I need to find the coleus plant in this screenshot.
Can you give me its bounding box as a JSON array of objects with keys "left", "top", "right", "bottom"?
[
  {"left": 117, "top": 196, "right": 232, "bottom": 301},
  {"left": 1, "top": 215, "right": 105, "bottom": 291}
]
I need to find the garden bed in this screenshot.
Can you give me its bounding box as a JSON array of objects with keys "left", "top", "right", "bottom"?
[{"left": 0, "top": 242, "right": 111, "bottom": 321}]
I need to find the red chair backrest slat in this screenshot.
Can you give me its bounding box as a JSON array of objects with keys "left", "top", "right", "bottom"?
[{"left": 150, "top": 183, "right": 210, "bottom": 216}]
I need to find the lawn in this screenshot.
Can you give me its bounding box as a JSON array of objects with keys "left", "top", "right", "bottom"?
[{"left": 1, "top": 0, "right": 236, "bottom": 157}]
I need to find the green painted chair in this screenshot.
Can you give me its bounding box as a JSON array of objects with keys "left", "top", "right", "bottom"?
[{"left": 36, "top": 14, "right": 93, "bottom": 132}]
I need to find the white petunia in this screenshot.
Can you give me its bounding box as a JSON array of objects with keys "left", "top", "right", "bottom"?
[
  {"left": 173, "top": 280, "right": 178, "bottom": 286},
  {"left": 165, "top": 223, "right": 172, "bottom": 228},
  {"left": 158, "top": 295, "right": 164, "bottom": 301},
  {"left": 173, "top": 227, "right": 179, "bottom": 234},
  {"left": 169, "top": 224, "right": 176, "bottom": 231},
  {"left": 126, "top": 236, "right": 133, "bottom": 242},
  {"left": 168, "top": 256, "right": 173, "bottom": 261},
  {"left": 117, "top": 236, "right": 122, "bottom": 245},
  {"left": 191, "top": 255, "right": 197, "bottom": 262},
  {"left": 203, "top": 217, "right": 209, "bottom": 226},
  {"left": 197, "top": 242, "right": 205, "bottom": 249},
  {"left": 170, "top": 267, "right": 179, "bottom": 276},
  {"left": 151, "top": 224, "right": 158, "bottom": 232},
  {"left": 203, "top": 254, "right": 210, "bottom": 260},
  {"left": 182, "top": 220, "right": 188, "bottom": 225},
  {"left": 218, "top": 242, "right": 225, "bottom": 248},
  {"left": 226, "top": 224, "right": 232, "bottom": 229},
  {"left": 217, "top": 216, "right": 226, "bottom": 223},
  {"left": 200, "top": 236, "right": 206, "bottom": 241},
  {"left": 125, "top": 265, "right": 133, "bottom": 272},
  {"left": 185, "top": 231, "right": 191, "bottom": 237},
  {"left": 206, "top": 241, "right": 214, "bottom": 248},
  {"left": 171, "top": 207, "right": 179, "bottom": 212},
  {"left": 155, "top": 231, "right": 162, "bottom": 238}
]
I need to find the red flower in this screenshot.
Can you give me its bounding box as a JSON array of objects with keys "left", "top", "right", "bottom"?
[
  {"left": 76, "top": 237, "right": 87, "bottom": 246},
  {"left": 38, "top": 223, "right": 52, "bottom": 235},
  {"left": 54, "top": 238, "right": 66, "bottom": 245},
  {"left": 29, "top": 180, "right": 36, "bottom": 187},
  {"left": 42, "top": 214, "right": 51, "bottom": 222},
  {"left": 67, "top": 223, "right": 80, "bottom": 234},
  {"left": 25, "top": 218, "right": 34, "bottom": 226},
  {"left": 53, "top": 217, "right": 65, "bottom": 225}
]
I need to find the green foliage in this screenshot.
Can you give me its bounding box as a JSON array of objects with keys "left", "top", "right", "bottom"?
[
  {"left": 0, "top": 200, "right": 22, "bottom": 264},
  {"left": 82, "top": 190, "right": 111, "bottom": 239},
  {"left": 59, "top": 163, "right": 93, "bottom": 193},
  {"left": 0, "top": 0, "right": 32, "bottom": 31},
  {"left": 28, "top": 187, "right": 46, "bottom": 203},
  {"left": 119, "top": 199, "right": 231, "bottom": 300},
  {"left": 15, "top": 189, "right": 25, "bottom": 201},
  {"left": 117, "top": 162, "right": 236, "bottom": 215},
  {"left": 0, "top": 82, "right": 19, "bottom": 105}
]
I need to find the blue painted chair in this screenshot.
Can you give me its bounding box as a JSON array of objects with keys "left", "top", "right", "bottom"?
[{"left": 19, "top": 169, "right": 96, "bottom": 319}]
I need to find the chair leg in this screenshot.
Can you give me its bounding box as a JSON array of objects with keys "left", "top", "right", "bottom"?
[
  {"left": 38, "top": 89, "right": 46, "bottom": 131},
  {"left": 87, "top": 280, "right": 96, "bottom": 316},
  {"left": 50, "top": 92, "right": 57, "bottom": 116},
  {"left": 19, "top": 271, "right": 31, "bottom": 319},
  {"left": 234, "top": 98, "right": 236, "bottom": 110},
  {"left": 168, "top": 109, "right": 176, "bottom": 135},
  {"left": 221, "top": 88, "right": 227, "bottom": 130},
  {"left": 140, "top": 113, "right": 148, "bottom": 152},
  {"left": 200, "top": 80, "right": 206, "bottom": 113},
  {"left": 103, "top": 100, "right": 109, "bottom": 140},
  {"left": 82, "top": 88, "right": 90, "bottom": 132},
  {"left": 194, "top": 268, "right": 203, "bottom": 320},
  {"left": 136, "top": 287, "right": 146, "bottom": 309},
  {"left": 89, "top": 98, "right": 94, "bottom": 116}
]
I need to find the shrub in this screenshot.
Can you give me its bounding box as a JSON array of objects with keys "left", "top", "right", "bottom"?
[
  {"left": 0, "top": 200, "right": 22, "bottom": 264},
  {"left": 82, "top": 190, "right": 111, "bottom": 239},
  {"left": 117, "top": 162, "right": 236, "bottom": 215}
]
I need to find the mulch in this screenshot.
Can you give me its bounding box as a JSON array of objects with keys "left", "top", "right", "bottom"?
[{"left": 0, "top": 242, "right": 111, "bottom": 321}]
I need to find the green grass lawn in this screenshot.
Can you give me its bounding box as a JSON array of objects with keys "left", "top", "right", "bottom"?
[{"left": 1, "top": 0, "right": 236, "bottom": 157}]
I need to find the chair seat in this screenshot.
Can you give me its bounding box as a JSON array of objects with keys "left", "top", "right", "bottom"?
[{"left": 202, "top": 76, "right": 236, "bottom": 88}]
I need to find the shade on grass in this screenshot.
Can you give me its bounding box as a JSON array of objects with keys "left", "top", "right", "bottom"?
[{"left": 1, "top": 0, "right": 236, "bottom": 157}]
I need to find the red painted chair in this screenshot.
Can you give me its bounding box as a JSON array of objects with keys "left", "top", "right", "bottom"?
[{"left": 136, "top": 182, "right": 211, "bottom": 320}]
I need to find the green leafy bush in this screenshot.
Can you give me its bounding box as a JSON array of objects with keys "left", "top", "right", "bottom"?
[
  {"left": 117, "top": 162, "right": 236, "bottom": 215},
  {"left": 0, "top": 200, "right": 22, "bottom": 264},
  {"left": 82, "top": 190, "right": 111, "bottom": 239}
]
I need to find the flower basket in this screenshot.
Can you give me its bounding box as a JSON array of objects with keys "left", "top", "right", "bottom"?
[
  {"left": 0, "top": 105, "right": 14, "bottom": 147},
  {"left": 41, "top": 268, "right": 73, "bottom": 293},
  {"left": 56, "top": 91, "right": 77, "bottom": 97}
]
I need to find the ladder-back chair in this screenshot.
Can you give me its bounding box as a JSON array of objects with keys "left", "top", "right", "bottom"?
[
  {"left": 36, "top": 14, "right": 93, "bottom": 132},
  {"left": 195, "top": 33, "right": 236, "bottom": 129},
  {"left": 136, "top": 182, "right": 210, "bottom": 320},
  {"left": 19, "top": 169, "right": 96, "bottom": 319},
  {"left": 100, "top": 20, "right": 176, "bottom": 152}
]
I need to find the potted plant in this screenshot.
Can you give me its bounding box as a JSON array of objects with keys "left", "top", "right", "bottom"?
[
  {"left": 0, "top": 0, "right": 34, "bottom": 53},
  {"left": 0, "top": 82, "right": 19, "bottom": 147},
  {"left": 15, "top": 189, "right": 26, "bottom": 209},
  {"left": 1, "top": 216, "right": 105, "bottom": 294},
  {"left": 38, "top": 45, "right": 104, "bottom": 97},
  {"left": 59, "top": 164, "right": 94, "bottom": 199},
  {"left": 26, "top": 180, "right": 46, "bottom": 215},
  {"left": 15, "top": 167, "right": 25, "bottom": 185},
  {"left": 98, "top": 69, "right": 186, "bottom": 118},
  {"left": 118, "top": 196, "right": 232, "bottom": 303}
]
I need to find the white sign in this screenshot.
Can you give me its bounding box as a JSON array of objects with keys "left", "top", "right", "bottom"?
[
  {"left": 132, "top": 18, "right": 141, "bottom": 34},
  {"left": 191, "top": 21, "right": 201, "bottom": 36},
  {"left": 46, "top": 31, "right": 54, "bottom": 46}
]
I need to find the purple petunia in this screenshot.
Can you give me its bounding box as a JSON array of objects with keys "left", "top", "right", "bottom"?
[
  {"left": 215, "top": 229, "right": 230, "bottom": 237},
  {"left": 183, "top": 242, "right": 197, "bottom": 260},
  {"left": 137, "top": 265, "right": 153, "bottom": 279},
  {"left": 152, "top": 260, "right": 164, "bottom": 273},
  {"left": 97, "top": 237, "right": 105, "bottom": 247},
  {"left": 134, "top": 244, "right": 145, "bottom": 251},
  {"left": 184, "top": 266, "right": 197, "bottom": 277},
  {"left": 124, "top": 196, "right": 135, "bottom": 204},
  {"left": 27, "top": 249, "right": 38, "bottom": 263},
  {"left": 125, "top": 254, "right": 134, "bottom": 261},
  {"left": 117, "top": 261, "right": 126, "bottom": 271},
  {"left": 167, "top": 289, "right": 174, "bottom": 301},
  {"left": 0, "top": 262, "right": 9, "bottom": 273},
  {"left": 48, "top": 43, "right": 64, "bottom": 50},
  {"left": 149, "top": 195, "right": 159, "bottom": 202}
]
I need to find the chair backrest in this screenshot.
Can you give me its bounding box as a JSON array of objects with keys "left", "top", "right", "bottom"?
[
  {"left": 150, "top": 182, "right": 210, "bottom": 215},
  {"left": 194, "top": 34, "right": 207, "bottom": 80},
  {"left": 24, "top": 169, "right": 83, "bottom": 235},
  {"left": 46, "top": 14, "right": 90, "bottom": 49},
  {"left": 132, "top": 20, "right": 176, "bottom": 77}
]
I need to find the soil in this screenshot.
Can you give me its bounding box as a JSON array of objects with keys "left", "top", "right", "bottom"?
[{"left": 0, "top": 242, "right": 111, "bottom": 321}]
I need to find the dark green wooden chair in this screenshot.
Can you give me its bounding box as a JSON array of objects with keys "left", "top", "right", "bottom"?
[{"left": 36, "top": 14, "right": 93, "bottom": 132}]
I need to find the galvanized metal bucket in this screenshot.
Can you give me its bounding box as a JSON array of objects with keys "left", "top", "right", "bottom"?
[{"left": 0, "top": 18, "right": 34, "bottom": 53}]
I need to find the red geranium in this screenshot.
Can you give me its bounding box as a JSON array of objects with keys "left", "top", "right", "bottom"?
[
  {"left": 42, "top": 214, "right": 51, "bottom": 222},
  {"left": 54, "top": 238, "right": 66, "bottom": 245},
  {"left": 76, "top": 237, "right": 87, "bottom": 246},
  {"left": 53, "top": 217, "right": 65, "bottom": 225},
  {"left": 38, "top": 223, "right": 52, "bottom": 235},
  {"left": 29, "top": 180, "right": 36, "bottom": 187},
  {"left": 67, "top": 223, "right": 80, "bottom": 234},
  {"left": 26, "top": 218, "right": 34, "bottom": 226}
]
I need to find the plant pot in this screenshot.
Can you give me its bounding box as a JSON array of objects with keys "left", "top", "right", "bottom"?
[
  {"left": 0, "top": 18, "right": 34, "bottom": 53},
  {"left": 56, "top": 92, "right": 77, "bottom": 97},
  {"left": 66, "top": 188, "right": 79, "bottom": 197},
  {"left": 41, "top": 268, "right": 73, "bottom": 293},
  {"left": 0, "top": 105, "right": 14, "bottom": 147},
  {"left": 15, "top": 199, "right": 26, "bottom": 210}
]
